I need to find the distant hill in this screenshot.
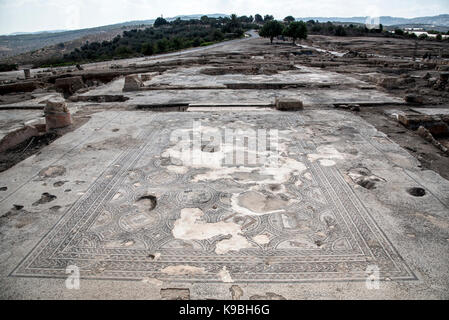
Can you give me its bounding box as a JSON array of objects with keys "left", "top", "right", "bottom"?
[
  {"left": 8, "top": 30, "right": 68, "bottom": 36},
  {"left": 297, "top": 14, "right": 449, "bottom": 27},
  {"left": 0, "top": 13, "right": 229, "bottom": 60},
  {"left": 2, "top": 14, "right": 229, "bottom": 36}
]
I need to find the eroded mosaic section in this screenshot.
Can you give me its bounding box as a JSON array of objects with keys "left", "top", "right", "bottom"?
[{"left": 12, "top": 112, "right": 416, "bottom": 282}]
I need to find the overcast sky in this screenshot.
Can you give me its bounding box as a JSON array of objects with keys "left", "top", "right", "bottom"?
[{"left": 0, "top": 0, "right": 448, "bottom": 34}]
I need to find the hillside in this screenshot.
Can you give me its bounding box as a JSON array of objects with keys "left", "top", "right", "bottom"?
[
  {"left": 0, "top": 25, "right": 145, "bottom": 66},
  {"left": 0, "top": 13, "right": 229, "bottom": 60},
  {"left": 0, "top": 24, "right": 145, "bottom": 60}
]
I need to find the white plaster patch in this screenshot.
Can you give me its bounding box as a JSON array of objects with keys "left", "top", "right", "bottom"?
[
  {"left": 230, "top": 190, "right": 293, "bottom": 216},
  {"left": 153, "top": 252, "right": 161, "bottom": 261},
  {"left": 253, "top": 234, "right": 270, "bottom": 245},
  {"left": 219, "top": 266, "right": 234, "bottom": 283},
  {"left": 112, "top": 192, "right": 122, "bottom": 200},
  {"left": 192, "top": 166, "right": 253, "bottom": 182},
  {"left": 215, "top": 234, "right": 253, "bottom": 254},
  {"left": 160, "top": 265, "right": 206, "bottom": 275},
  {"left": 192, "top": 156, "right": 306, "bottom": 185},
  {"left": 164, "top": 125, "right": 306, "bottom": 186},
  {"left": 307, "top": 146, "right": 344, "bottom": 165},
  {"left": 319, "top": 159, "right": 336, "bottom": 167},
  {"left": 123, "top": 240, "right": 134, "bottom": 247},
  {"left": 172, "top": 208, "right": 252, "bottom": 254},
  {"left": 166, "top": 165, "right": 188, "bottom": 174}
]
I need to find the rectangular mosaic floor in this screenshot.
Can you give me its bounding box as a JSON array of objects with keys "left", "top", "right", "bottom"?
[{"left": 11, "top": 112, "right": 417, "bottom": 282}]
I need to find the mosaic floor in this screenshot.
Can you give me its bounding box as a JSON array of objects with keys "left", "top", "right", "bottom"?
[{"left": 11, "top": 112, "right": 416, "bottom": 282}]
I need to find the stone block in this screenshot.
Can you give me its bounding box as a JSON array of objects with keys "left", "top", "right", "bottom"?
[
  {"left": 44, "top": 99, "right": 72, "bottom": 130},
  {"left": 404, "top": 94, "right": 424, "bottom": 104},
  {"left": 398, "top": 114, "right": 449, "bottom": 136},
  {"left": 55, "top": 76, "right": 85, "bottom": 96},
  {"left": 436, "top": 65, "right": 449, "bottom": 71},
  {"left": 45, "top": 113, "right": 72, "bottom": 130},
  {"left": 24, "top": 69, "right": 31, "bottom": 79},
  {"left": 140, "top": 74, "right": 152, "bottom": 82},
  {"left": 440, "top": 115, "right": 449, "bottom": 125},
  {"left": 377, "top": 77, "right": 401, "bottom": 89},
  {"left": 0, "top": 81, "right": 38, "bottom": 94},
  {"left": 123, "top": 75, "right": 143, "bottom": 92},
  {"left": 45, "top": 99, "right": 69, "bottom": 113},
  {"left": 275, "top": 98, "right": 304, "bottom": 111}
]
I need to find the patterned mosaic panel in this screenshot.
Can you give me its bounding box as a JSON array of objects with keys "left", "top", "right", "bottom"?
[{"left": 11, "top": 112, "right": 416, "bottom": 282}]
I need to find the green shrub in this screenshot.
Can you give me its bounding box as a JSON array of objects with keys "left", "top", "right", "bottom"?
[
  {"left": 37, "top": 17, "right": 250, "bottom": 67},
  {"left": 0, "top": 63, "right": 19, "bottom": 72}
]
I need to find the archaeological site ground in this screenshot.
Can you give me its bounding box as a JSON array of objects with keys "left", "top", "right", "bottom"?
[{"left": 0, "top": 25, "right": 448, "bottom": 301}]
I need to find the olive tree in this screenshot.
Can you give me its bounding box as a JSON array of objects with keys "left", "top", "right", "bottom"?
[
  {"left": 264, "top": 15, "right": 274, "bottom": 23},
  {"left": 259, "top": 20, "right": 284, "bottom": 44},
  {"left": 283, "top": 21, "right": 308, "bottom": 44},
  {"left": 154, "top": 17, "right": 168, "bottom": 28},
  {"left": 254, "top": 14, "right": 263, "bottom": 24},
  {"left": 284, "top": 16, "right": 295, "bottom": 23}
]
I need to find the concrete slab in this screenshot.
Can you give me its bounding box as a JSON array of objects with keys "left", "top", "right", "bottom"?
[
  {"left": 79, "top": 61, "right": 403, "bottom": 107},
  {"left": 141, "top": 66, "right": 365, "bottom": 87},
  {"left": 82, "top": 87, "right": 403, "bottom": 107},
  {"left": 411, "top": 108, "right": 449, "bottom": 116},
  {"left": 187, "top": 106, "right": 273, "bottom": 111}
]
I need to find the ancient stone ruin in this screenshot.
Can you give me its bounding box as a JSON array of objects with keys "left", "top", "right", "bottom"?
[
  {"left": 0, "top": 24, "right": 449, "bottom": 302},
  {"left": 44, "top": 98, "right": 72, "bottom": 130},
  {"left": 123, "top": 74, "right": 144, "bottom": 92}
]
